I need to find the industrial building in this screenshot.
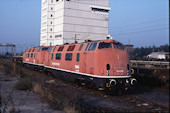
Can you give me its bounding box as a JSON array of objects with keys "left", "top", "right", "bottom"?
[{"left": 40, "top": 0, "right": 110, "bottom": 46}]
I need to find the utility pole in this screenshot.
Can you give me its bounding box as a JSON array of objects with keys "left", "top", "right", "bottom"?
[
  {"left": 74, "top": 34, "right": 80, "bottom": 43},
  {"left": 14, "top": 45, "right": 16, "bottom": 56}
]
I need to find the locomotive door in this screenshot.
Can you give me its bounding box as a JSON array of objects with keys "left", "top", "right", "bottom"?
[
  {"left": 83, "top": 52, "right": 87, "bottom": 73},
  {"left": 47, "top": 53, "right": 50, "bottom": 66}
]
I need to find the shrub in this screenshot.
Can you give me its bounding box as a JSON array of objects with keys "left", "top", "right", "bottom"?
[
  {"left": 15, "top": 78, "right": 32, "bottom": 90},
  {"left": 50, "top": 97, "right": 66, "bottom": 110}
]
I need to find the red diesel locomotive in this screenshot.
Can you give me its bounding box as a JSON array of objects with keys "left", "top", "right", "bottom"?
[{"left": 22, "top": 39, "right": 137, "bottom": 91}]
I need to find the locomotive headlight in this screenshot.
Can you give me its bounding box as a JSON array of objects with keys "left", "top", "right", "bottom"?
[
  {"left": 130, "top": 78, "right": 137, "bottom": 86},
  {"left": 126, "top": 79, "right": 129, "bottom": 83},
  {"left": 110, "top": 79, "right": 116, "bottom": 86}
]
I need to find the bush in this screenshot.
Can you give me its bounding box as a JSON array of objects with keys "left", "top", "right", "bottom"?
[
  {"left": 15, "top": 78, "right": 32, "bottom": 90},
  {"left": 50, "top": 97, "right": 66, "bottom": 110}
]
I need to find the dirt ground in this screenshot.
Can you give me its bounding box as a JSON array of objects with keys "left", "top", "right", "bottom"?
[{"left": 0, "top": 69, "right": 64, "bottom": 113}]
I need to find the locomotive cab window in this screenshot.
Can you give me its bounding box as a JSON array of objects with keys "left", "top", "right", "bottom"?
[
  {"left": 42, "top": 47, "right": 48, "bottom": 51},
  {"left": 52, "top": 47, "right": 56, "bottom": 52},
  {"left": 98, "top": 42, "right": 112, "bottom": 49},
  {"left": 88, "top": 43, "right": 97, "bottom": 51},
  {"left": 29, "top": 49, "right": 31, "bottom": 52},
  {"left": 76, "top": 53, "right": 80, "bottom": 61},
  {"left": 78, "top": 44, "right": 84, "bottom": 51},
  {"left": 67, "top": 45, "right": 76, "bottom": 51},
  {"left": 56, "top": 53, "right": 61, "bottom": 60},
  {"left": 113, "top": 43, "right": 124, "bottom": 50},
  {"left": 38, "top": 47, "right": 42, "bottom": 52},
  {"left": 85, "top": 43, "right": 90, "bottom": 51},
  {"left": 32, "top": 49, "right": 35, "bottom": 52},
  {"left": 58, "top": 46, "right": 64, "bottom": 51},
  {"left": 65, "top": 53, "right": 72, "bottom": 61},
  {"left": 47, "top": 47, "right": 53, "bottom": 52}
]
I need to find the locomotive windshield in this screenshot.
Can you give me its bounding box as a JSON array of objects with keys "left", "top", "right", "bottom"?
[
  {"left": 98, "top": 42, "right": 112, "bottom": 49},
  {"left": 113, "top": 43, "right": 124, "bottom": 50}
]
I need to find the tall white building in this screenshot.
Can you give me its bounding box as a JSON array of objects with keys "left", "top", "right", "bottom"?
[{"left": 40, "top": 0, "right": 110, "bottom": 46}]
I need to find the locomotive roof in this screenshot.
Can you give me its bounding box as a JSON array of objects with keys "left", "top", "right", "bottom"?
[
  {"left": 60, "top": 39, "right": 121, "bottom": 46},
  {"left": 25, "top": 39, "right": 123, "bottom": 50}
]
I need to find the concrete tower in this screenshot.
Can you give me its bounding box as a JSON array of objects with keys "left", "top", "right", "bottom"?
[{"left": 40, "top": 0, "right": 110, "bottom": 46}]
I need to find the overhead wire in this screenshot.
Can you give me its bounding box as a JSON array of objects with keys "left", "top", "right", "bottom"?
[
  {"left": 109, "top": 18, "right": 169, "bottom": 30},
  {"left": 111, "top": 27, "right": 169, "bottom": 36}
]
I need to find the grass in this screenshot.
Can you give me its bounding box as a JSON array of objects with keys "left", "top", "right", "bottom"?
[
  {"left": 15, "top": 78, "right": 32, "bottom": 90},
  {"left": 0, "top": 59, "right": 78, "bottom": 112},
  {"left": 50, "top": 97, "right": 66, "bottom": 110}
]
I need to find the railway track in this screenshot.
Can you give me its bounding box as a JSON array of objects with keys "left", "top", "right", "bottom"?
[
  {"left": 78, "top": 87, "right": 169, "bottom": 113},
  {"left": 1, "top": 58, "right": 169, "bottom": 113},
  {"left": 123, "top": 95, "right": 169, "bottom": 112}
]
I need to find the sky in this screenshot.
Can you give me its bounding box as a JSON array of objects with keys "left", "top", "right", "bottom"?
[{"left": 0, "top": 0, "right": 169, "bottom": 53}]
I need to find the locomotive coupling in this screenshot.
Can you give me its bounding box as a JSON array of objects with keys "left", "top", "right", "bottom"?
[{"left": 130, "top": 78, "right": 137, "bottom": 86}]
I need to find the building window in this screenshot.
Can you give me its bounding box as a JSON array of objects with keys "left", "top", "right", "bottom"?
[
  {"left": 56, "top": 53, "right": 61, "bottom": 60},
  {"left": 42, "top": 36, "right": 46, "bottom": 39},
  {"left": 92, "top": 8, "right": 109, "bottom": 13},
  {"left": 42, "top": 14, "right": 47, "bottom": 18},
  {"left": 42, "top": 28, "right": 46, "bottom": 32},
  {"left": 42, "top": 22, "right": 46, "bottom": 25},
  {"left": 51, "top": 14, "right": 53, "bottom": 17},
  {"left": 51, "top": 7, "right": 53, "bottom": 10},
  {"left": 50, "top": 28, "right": 52, "bottom": 31},
  {"left": 51, "top": 21, "right": 53, "bottom": 24},
  {"left": 50, "top": 35, "right": 52, "bottom": 38},
  {"left": 31, "top": 53, "right": 33, "bottom": 58},
  {"left": 77, "top": 53, "right": 80, "bottom": 61},
  {"left": 55, "top": 34, "right": 62, "bottom": 38},
  {"left": 51, "top": 0, "right": 53, "bottom": 3},
  {"left": 65, "top": 53, "right": 72, "bottom": 61}
]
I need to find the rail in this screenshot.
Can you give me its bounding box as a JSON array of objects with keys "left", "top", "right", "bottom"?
[{"left": 130, "top": 60, "right": 170, "bottom": 69}]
